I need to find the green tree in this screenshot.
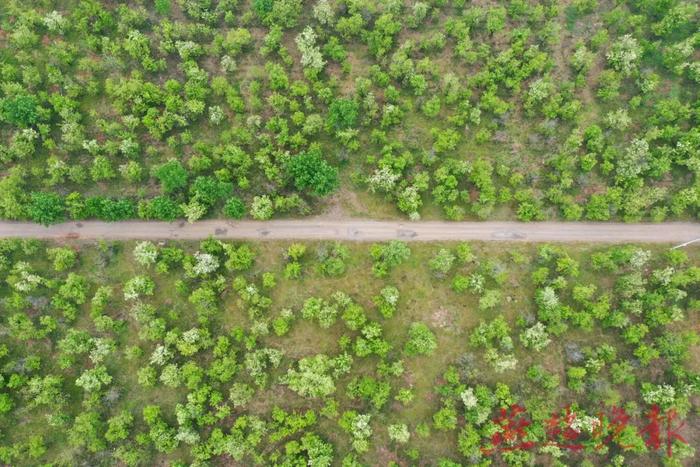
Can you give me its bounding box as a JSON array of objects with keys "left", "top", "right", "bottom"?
[
  {"left": 254, "top": 0, "right": 302, "bottom": 28},
  {"left": 286, "top": 151, "right": 339, "bottom": 197},
  {"left": 47, "top": 247, "right": 77, "bottom": 271},
  {"left": 105, "top": 410, "right": 134, "bottom": 443},
  {"left": 68, "top": 411, "right": 106, "bottom": 452},
  {"left": 327, "top": 99, "right": 359, "bottom": 131},
  {"left": 283, "top": 354, "right": 351, "bottom": 398},
  {"left": 279, "top": 432, "right": 334, "bottom": 466},
  {"left": 223, "top": 197, "right": 246, "bottom": 219},
  {"left": 90, "top": 156, "right": 116, "bottom": 181},
  {"left": 1, "top": 94, "right": 39, "bottom": 127},
  {"left": 189, "top": 176, "right": 232, "bottom": 207},
  {"left": 27, "top": 192, "right": 64, "bottom": 225},
  {"left": 154, "top": 0, "right": 171, "bottom": 15},
  {"left": 0, "top": 393, "right": 12, "bottom": 414},
  {"left": 153, "top": 159, "right": 188, "bottom": 194}
]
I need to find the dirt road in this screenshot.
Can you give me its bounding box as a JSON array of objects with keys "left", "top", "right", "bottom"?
[{"left": 0, "top": 219, "right": 699, "bottom": 244}]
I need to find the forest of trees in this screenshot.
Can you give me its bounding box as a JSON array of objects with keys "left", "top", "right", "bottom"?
[
  {"left": 0, "top": 0, "right": 698, "bottom": 222},
  {"left": 1, "top": 1, "right": 700, "bottom": 466},
  {"left": 0, "top": 239, "right": 698, "bottom": 465}
]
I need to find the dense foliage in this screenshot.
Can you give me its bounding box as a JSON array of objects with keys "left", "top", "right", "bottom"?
[
  {"left": 1, "top": 239, "right": 699, "bottom": 465},
  {"left": 0, "top": 0, "right": 698, "bottom": 221}
]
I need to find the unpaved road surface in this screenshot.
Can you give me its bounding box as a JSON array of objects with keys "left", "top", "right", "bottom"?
[{"left": 0, "top": 220, "right": 699, "bottom": 244}]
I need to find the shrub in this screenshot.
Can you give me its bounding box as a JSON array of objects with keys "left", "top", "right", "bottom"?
[
  {"left": 478, "top": 289, "right": 502, "bottom": 310},
  {"left": 301, "top": 297, "right": 338, "bottom": 328},
  {"left": 370, "top": 241, "right": 411, "bottom": 277},
  {"left": 567, "top": 366, "right": 587, "bottom": 392},
  {"left": 369, "top": 286, "right": 397, "bottom": 320},
  {"left": 429, "top": 248, "right": 456, "bottom": 278},
  {"left": 283, "top": 354, "right": 350, "bottom": 398},
  {"left": 388, "top": 424, "right": 410, "bottom": 443},
  {"left": 433, "top": 402, "right": 458, "bottom": 431},
  {"left": 519, "top": 322, "right": 551, "bottom": 351},
  {"left": 123, "top": 275, "right": 155, "bottom": 301},
  {"left": 317, "top": 243, "right": 349, "bottom": 277},
  {"left": 133, "top": 241, "right": 158, "bottom": 267},
  {"left": 404, "top": 322, "right": 437, "bottom": 356},
  {"left": 139, "top": 196, "right": 182, "bottom": 221},
  {"left": 251, "top": 195, "right": 274, "bottom": 220}
]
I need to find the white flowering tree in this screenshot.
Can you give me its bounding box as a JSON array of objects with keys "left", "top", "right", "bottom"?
[
  {"left": 133, "top": 241, "right": 158, "bottom": 267},
  {"left": 295, "top": 27, "right": 325, "bottom": 77},
  {"left": 606, "top": 34, "right": 641, "bottom": 76},
  {"left": 192, "top": 252, "right": 219, "bottom": 276},
  {"left": 519, "top": 322, "right": 552, "bottom": 351},
  {"left": 387, "top": 423, "right": 410, "bottom": 444}
]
